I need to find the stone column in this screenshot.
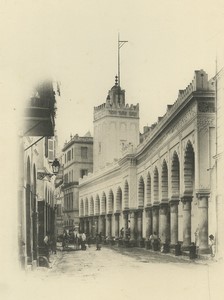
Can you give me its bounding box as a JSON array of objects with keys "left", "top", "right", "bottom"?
[
  {"left": 159, "top": 203, "right": 169, "bottom": 243},
  {"left": 152, "top": 205, "right": 159, "bottom": 235},
  {"left": 137, "top": 209, "right": 143, "bottom": 242},
  {"left": 129, "top": 210, "right": 136, "bottom": 242},
  {"left": 79, "top": 218, "right": 84, "bottom": 233},
  {"left": 84, "top": 218, "right": 88, "bottom": 234},
  {"left": 181, "top": 196, "right": 192, "bottom": 249},
  {"left": 169, "top": 200, "right": 179, "bottom": 246},
  {"left": 94, "top": 216, "right": 99, "bottom": 236},
  {"left": 89, "top": 217, "right": 93, "bottom": 236},
  {"left": 114, "top": 213, "right": 120, "bottom": 239},
  {"left": 99, "top": 215, "right": 105, "bottom": 236},
  {"left": 123, "top": 211, "right": 129, "bottom": 240},
  {"left": 145, "top": 207, "right": 152, "bottom": 240},
  {"left": 106, "top": 214, "right": 112, "bottom": 239},
  {"left": 197, "top": 192, "right": 209, "bottom": 253}
]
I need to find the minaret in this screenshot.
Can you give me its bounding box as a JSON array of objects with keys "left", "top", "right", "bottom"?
[{"left": 93, "top": 76, "right": 139, "bottom": 171}]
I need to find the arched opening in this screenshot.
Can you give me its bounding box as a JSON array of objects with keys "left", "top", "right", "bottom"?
[
  {"left": 161, "top": 160, "right": 168, "bottom": 201},
  {"left": 123, "top": 180, "right": 129, "bottom": 210},
  {"left": 184, "top": 141, "right": 195, "bottom": 195},
  {"left": 108, "top": 189, "right": 114, "bottom": 213},
  {"left": 80, "top": 199, "right": 84, "bottom": 216},
  {"left": 138, "top": 176, "right": 145, "bottom": 208},
  {"left": 95, "top": 195, "right": 100, "bottom": 215},
  {"left": 116, "top": 187, "right": 122, "bottom": 212},
  {"left": 84, "top": 198, "right": 89, "bottom": 216},
  {"left": 90, "top": 197, "right": 94, "bottom": 216},
  {"left": 153, "top": 167, "right": 159, "bottom": 203},
  {"left": 101, "top": 192, "right": 106, "bottom": 214},
  {"left": 146, "top": 172, "right": 152, "bottom": 205},
  {"left": 171, "top": 152, "right": 180, "bottom": 198},
  {"left": 183, "top": 140, "right": 196, "bottom": 243}
]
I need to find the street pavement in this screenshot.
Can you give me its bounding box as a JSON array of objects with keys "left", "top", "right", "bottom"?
[{"left": 3, "top": 244, "right": 224, "bottom": 300}]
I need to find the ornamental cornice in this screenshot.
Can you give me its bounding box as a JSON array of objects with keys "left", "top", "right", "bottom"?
[
  {"left": 197, "top": 115, "right": 215, "bottom": 133},
  {"left": 137, "top": 102, "right": 197, "bottom": 162}
]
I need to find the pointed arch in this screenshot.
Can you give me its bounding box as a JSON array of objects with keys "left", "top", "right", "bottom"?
[
  {"left": 146, "top": 172, "right": 152, "bottom": 205},
  {"left": 90, "top": 196, "right": 94, "bottom": 216},
  {"left": 95, "top": 194, "right": 100, "bottom": 215},
  {"left": 115, "top": 187, "right": 122, "bottom": 212},
  {"left": 101, "top": 192, "right": 106, "bottom": 214},
  {"left": 171, "top": 151, "right": 180, "bottom": 198},
  {"left": 84, "top": 197, "right": 89, "bottom": 216},
  {"left": 138, "top": 176, "right": 145, "bottom": 208},
  {"left": 108, "top": 189, "right": 114, "bottom": 213},
  {"left": 161, "top": 160, "right": 168, "bottom": 200},
  {"left": 183, "top": 141, "right": 195, "bottom": 194},
  {"left": 123, "top": 180, "right": 129, "bottom": 209},
  {"left": 80, "top": 199, "right": 84, "bottom": 216},
  {"left": 153, "top": 166, "right": 159, "bottom": 203}
]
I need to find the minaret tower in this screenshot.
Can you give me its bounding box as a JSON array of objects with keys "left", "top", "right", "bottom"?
[{"left": 93, "top": 76, "right": 139, "bottom": 171}]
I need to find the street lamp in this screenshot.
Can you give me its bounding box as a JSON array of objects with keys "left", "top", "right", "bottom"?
[{"left": 52, "top": 158, "right": 60, "bottom": 174}]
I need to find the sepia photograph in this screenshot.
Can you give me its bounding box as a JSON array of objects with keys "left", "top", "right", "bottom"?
[{"left": 0, "top": 1, "right": 224, "bottom": 299}]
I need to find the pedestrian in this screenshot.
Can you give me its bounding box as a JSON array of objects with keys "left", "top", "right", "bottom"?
[
  {"left": 195, "top": 225, "right": 199, "bottom": 248},
  {"left": 120, "top": 227, "right": 124, "bottom": 238},
  {"left": 81, "top": 232, "right": 87, "bottom": 250},
  {"left": 43, "top": 231, "right": 50, "bottom": 262},
  {"left": 209, "top": 234, "right": 215, "bottom": 258},
  {"left": 96, "top": 233, "right": 102, "bottom": 250},
  {"left": 149, "top": 232, "right": 159, "bottom": 251}
]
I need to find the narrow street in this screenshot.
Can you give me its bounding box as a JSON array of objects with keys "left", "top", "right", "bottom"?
[{"left": 18, "top": 245, "right": 223, "bottom": 300}]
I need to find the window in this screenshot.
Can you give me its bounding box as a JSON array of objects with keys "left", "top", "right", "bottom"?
[
  {"left": 67, "top": 150, "right": 71, "bottom": 162},
  {"left": 64, "top": 173, "right": 68, "bottom": 184},
  {"left": 80, "top": 169, "right": 88, "bottom": 178},
  {"left": 81, "top": 147, "right": 88, "bottom": 159}
]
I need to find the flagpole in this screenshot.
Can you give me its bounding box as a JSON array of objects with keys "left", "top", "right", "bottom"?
[{"left": 118, "top": 34, "right": 128, "bottom": 87}]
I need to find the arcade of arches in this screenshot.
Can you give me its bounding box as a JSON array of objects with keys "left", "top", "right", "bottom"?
[{"left": 79, "top": 70, "right": 216, "bottom": 254}]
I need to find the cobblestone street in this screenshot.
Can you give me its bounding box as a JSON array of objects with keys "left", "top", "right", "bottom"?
[{"left": 13, "top": 245, "right": 222, "bottom": 300}]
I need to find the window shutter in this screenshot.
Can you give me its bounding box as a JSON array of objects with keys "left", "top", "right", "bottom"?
[{"left": 48, "top": 139, "right": 54, "bottom": 162}]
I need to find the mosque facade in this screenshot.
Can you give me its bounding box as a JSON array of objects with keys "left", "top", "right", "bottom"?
[{"left": 79, "top": 70, "right": 218, "bottom": 254}]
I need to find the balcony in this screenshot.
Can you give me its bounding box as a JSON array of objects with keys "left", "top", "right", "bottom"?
[{"left": 24, "top": 81, "right": 57, "bottom": 136}]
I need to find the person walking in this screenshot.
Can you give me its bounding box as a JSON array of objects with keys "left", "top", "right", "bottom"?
[
  {"left": 96, "top": 233, "right": 102, "bottom": 250},
  {"left": 81, "top": 232, "right": 87, "bottom": 250},
  {"left": 209, "top": 234, "right": 216, "bottom": 258},
  {"left": 43, "top": 231, "right": 50, "bottom": 262}
]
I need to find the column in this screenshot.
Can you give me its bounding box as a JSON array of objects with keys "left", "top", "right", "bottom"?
[
  {"left": 137, "top": 209, "right": 143, "bottom": 242},
  {"left": 197, "top": 192, "right": 209, "bottom": 253},
  {"left": 123, "top": 211, "right": 129, "bottom": 240},
  {"left": 106, "top": 214, "right": 112, "bottom": 239},
  {"left": 79, "top": 218, "right": 84, "bottom": 233},
  {"left": 99, "top": 215, "right": 106, "bottom": 237},
  {"left": 94, "top": 216, "right": 99, "bottom": 236},
  {"left": 159, "top": 203, "right": 169, "bottom": 244},
  {"left": 152, "top": 205, "right": 159, "bottom": 235},
  {"left": 145, "top": 207, "right": 152, "bottom": 240},
  {"left": 89, "top": 217, "right": 93, "bottom": 237},
  {"left": 130, "top": 210, "right": 136, "bottom": 242},
  {"left": 181, "top": 196, "right": 192, "bottom": 249},
  {"left": 84, "top": 218, "right": 88, "bottom": 234},
  {"left": 169, "top": 200, "right": 179, "bottom": 246},
  {"left": 114, "top": 213, "right": 120, "bottom": 239}
]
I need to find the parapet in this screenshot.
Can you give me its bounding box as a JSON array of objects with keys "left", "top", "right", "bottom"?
[{"left": 139, "top": 69, "right": 215, "bottom": 145}]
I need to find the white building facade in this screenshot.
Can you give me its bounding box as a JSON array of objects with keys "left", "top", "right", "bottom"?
[{"left": 79, "top": 70, "right": 218, "bottom": 254}]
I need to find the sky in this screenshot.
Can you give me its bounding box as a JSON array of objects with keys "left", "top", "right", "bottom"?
[
  {"left": 0, "top": 0, "right": 224, "bottom": 285},
  {"left": 1, "top": 0, "right": 224, "bottom": 149}
]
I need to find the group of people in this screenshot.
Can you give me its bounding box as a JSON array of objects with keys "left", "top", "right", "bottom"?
[{"left": 62, "top": 229, "right": 88, "bottom": 250}]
